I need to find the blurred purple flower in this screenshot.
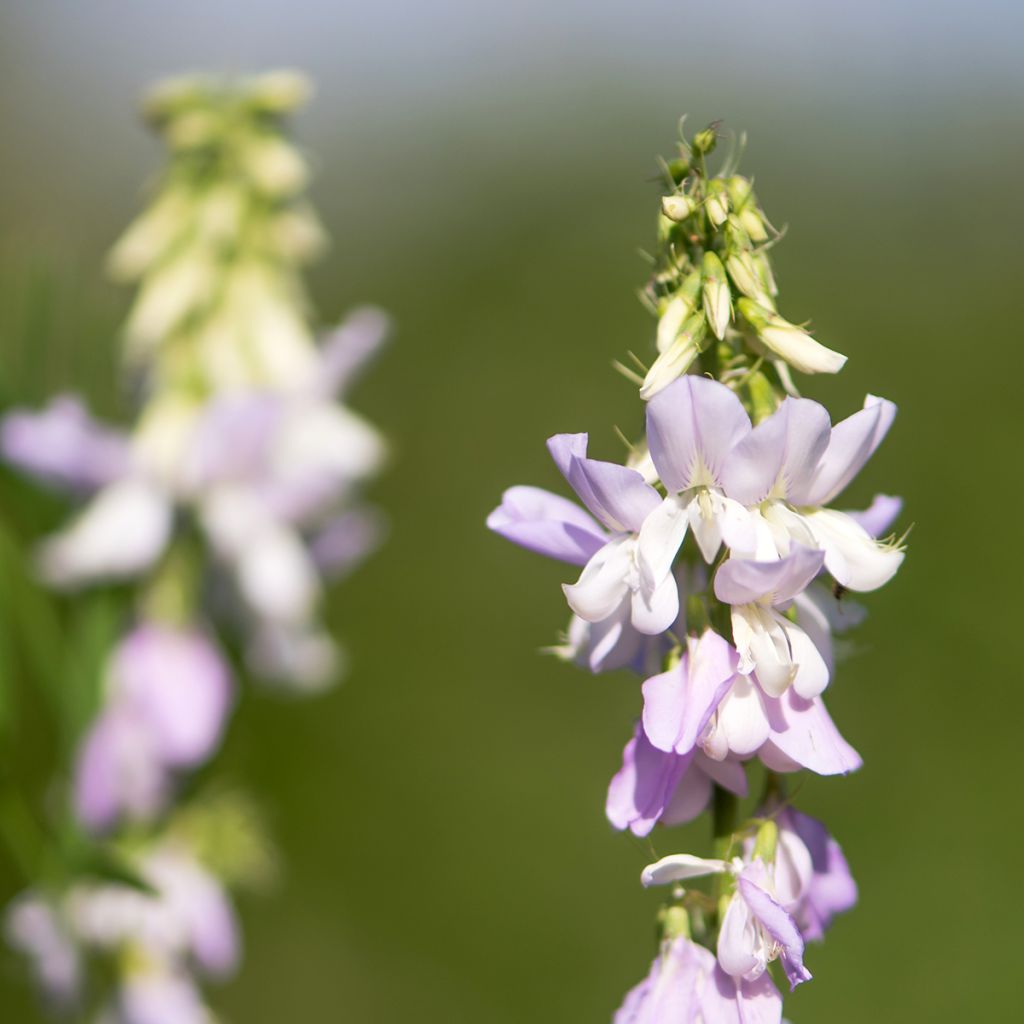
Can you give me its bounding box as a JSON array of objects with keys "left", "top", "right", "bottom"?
[
  {"left": 74, "top": 625, "right": 232, "bottom": 832},
  {"left": 1, "top": 395, "right": 131, "bottom": 493}
]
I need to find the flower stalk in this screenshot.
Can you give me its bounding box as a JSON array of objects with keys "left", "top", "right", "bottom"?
[{"left": 489, "top": 119, "right": 904, "bottom": 1019}]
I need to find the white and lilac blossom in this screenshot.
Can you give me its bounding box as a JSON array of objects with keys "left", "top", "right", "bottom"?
[
  {"left": 4, "top": 894, "right": 81, "bottom": 1009},
  {"left": 637, "top": 376, "right": 754, "bottom": 587},
  {"left": 614, "top": 935, "right": 782, "bottom": 1024},
  {"left": 714, "top": 546, "right": 830, "bottom": 699},
  {"left": 642, "top": 853, "right": 812, "bottom": 990},
  {"left": 74, "top": 625, "right": 232, "bottom": 832},
  {"left": 721, "top": 393, "right": 903, "bottom": 590}
]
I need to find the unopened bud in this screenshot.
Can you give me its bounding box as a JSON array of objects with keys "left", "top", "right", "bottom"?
[
  {"left": 692, "top": 126, "right": 718, "bottom": 156},
  {"left": 737, "top": 298, "right": 847, "bottom": 375},
  {"left": 667, "top": 157, "right": 691, "bottom": 185},
  {"left": 747, "top": 370, "right": 779, "bottom": 423},
  {"left": 661, "top": 193, "right": 695, "bottom": 222},
  {"left": 243, "top": 135, "right": 308, "bottom": 196},
  {"left": 655, "top": 272, "right": 702, "bottom": 352},
  {"left": 660, "top": 905, "right": 691, "bottom": 940},
  {"left": 705, "top": 180, "right": 730, "bottom": 228},
  {"left": 701, "top": 252, "right": 731, "bottom": 340},
  {"left": 641, "top": 313, "right": 706, "bottom": 399},
  {"left": 753, "top": 820, "right": 779, "bottom": 862},
  {"left": 726, "top": 251, "right": 772, "bottom": 306},
  {"left": 246, "top": 70, "right": 311, "bottom": 113},
  {"left": 726, "top": 175, "right": 754, "bottom": 210},
  {"left": 737, "top": 206, "right": 768, "bottom": 242}
]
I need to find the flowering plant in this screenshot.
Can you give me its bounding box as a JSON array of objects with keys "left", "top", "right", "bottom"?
[
  {"left": 1, "top": 71, "right": 387, "bottom": 1020},
  {"left": 489, "top": 122, "right": 905, "bottom": 1019}
]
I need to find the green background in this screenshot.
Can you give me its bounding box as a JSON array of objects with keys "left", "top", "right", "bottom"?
[{"left": 0, "top": 3, "right": 1021, "bottom": 1020}]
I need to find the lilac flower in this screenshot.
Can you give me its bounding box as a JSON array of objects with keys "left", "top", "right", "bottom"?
[
  {"left": 606, "top": 720, "right": 747, "bottom": 837},
  {"left": 714, "top": 546, "right": 830, "bottom": 699},
  {"left": 721, "top": 393, "right": 903, "bottom": 591},
  {"left": 112, "top": 966, "right": 211, "bottom": 1024},
  {"left": 0, "top": 395, "right": 131, "bottom": 493},
  {"left": 637, "top": 376, "right": 755, "bottom": 586},
  {"left": 488, "top": 433, "right": 676, "bottom": 635},
  {"left": 642, "top": 854, "right": 811, "bottom": 990},
  {"left": 614, "top": 935, "right": 782, "bottom": 1024},
  {"left": 74, "top": 626, "right": 232, "bottom": 832}
]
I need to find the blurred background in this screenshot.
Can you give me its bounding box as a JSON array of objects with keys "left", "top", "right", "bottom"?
[{"left": 0, "top": 1, "right": 1021, "bottom": 1020}]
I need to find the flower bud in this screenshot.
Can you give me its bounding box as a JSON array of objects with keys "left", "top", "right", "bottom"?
[
  {"left": 641, "top": 313, "right": 706, "bottom": 399},
  {"left": 661, "top": 193, "right": 695, "bottom": 222},
  {"left": 737, "top": 298, "right": 847, "bottom": 375},
  {"left": 246, "top": 70, "right": 311, "bottom": 113},
  {"left": 753, "top": 819, "right": 779, "bottom": 862},
  {"left": 725, "top": 175, "right": 754, "bottom": 210},
  {"left": 737, "top": 206, "right": 768, "bottom": 242},
  {"left": 659, "top": 905, "right": 691, "bottom": 940},
  {"left": 656, "top": 272, "right": 702, "bottom": 352},
  {"left": 726, "top": 251, "right": 772, "bottom": 306},
  {"left": 692, "top": 126, "right": 718, "bottom": 155},
  {"left": 242, "top": 136, "right": 308, "bottom": 197},
  {"left": 705, "top": 180, "right": 730, "bottom": 228},
  {"left": 701, "top": 252, "right": 731, "bottom": 340},
  {"left": 666, "top": 157, "right": 690, "bottom": 185}
]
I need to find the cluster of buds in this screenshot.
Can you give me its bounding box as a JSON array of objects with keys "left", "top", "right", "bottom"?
[
  {"left": 642, "top": 123, "right": 844, "bottom": 401},
  {"left": 1, "top": 72, "right": 386, "bottom": 1017},
  {"left": 489, "top": 122, "right": 906, "bottom": 1019}
]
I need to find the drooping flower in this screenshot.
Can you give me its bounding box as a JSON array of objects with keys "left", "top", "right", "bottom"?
[{"left": 642, "top": 853, "right": 812, "bottom": 990}]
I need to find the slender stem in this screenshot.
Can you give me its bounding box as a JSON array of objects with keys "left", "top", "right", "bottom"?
[{"left": 711, "top": 784, "right": 739, "bottom": 859}]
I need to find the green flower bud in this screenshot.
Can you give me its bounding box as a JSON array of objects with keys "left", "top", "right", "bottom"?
[
  {"left": 692, "top": 126, "right": 718, "bottom": 156},
  {"left": 701, "top": 251, "right": 731, "bottom": 340},
  {"left": 661, "top": 193, "right": 696, "bottom": 222},
  {"left": 753, "top": 820, "right": 779, "bottom": 862},
  {"left": 655, "top": 272, "right": 702, "bottom": 352},
  {"left": 747, "top": 369, "right": 780, "bottom": 422},
  {"left": 243, "top": 135, "right": 309, "bottom": 197},
  {"left": 667, "top": 157, "right": 691, "bottom": 185},
  {"left": 705, "top": 180, "right": 730, "bottom": 228},
  {"left": 737, "top": 298, "right": 847, "bottom": 375},
  {"left": 737, "top": 206, "right": 769, "bottom": 242},
  {"left": 245, "top": 70, "right": 312, "bottom": 113},
  {"left": 660, "top": 905, "right": 691, "bottom": 940}
]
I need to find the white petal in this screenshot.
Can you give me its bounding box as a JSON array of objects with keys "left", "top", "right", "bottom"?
[
  {"left": 803, "top": 508, "right": 904, "bottom": 591},
  {"left": 235, "top": 525, "right": 319, "bottom": 624},
  {"left": 716, "top": 675, "right": 771, "bottom": 756},
  {"left": 717, "top": 893, "right": 767, "bottom": 980},
  {"left": 688, "top": 491, "right": 724, "bottom": 563},
  {"left": 779, "top": 617, "right": 830, "bottom": 699},
  {"left": 641, "top": 854, "right": 730, "bottom": 888},
  {"left": 631, "top": 570, "right": 680, "bottom": 636},
  {"left": 38, "top": 479, "right": 171, "bottom": 586},
  {"left": 637, "top": 495, "right": 691, "bottom": 588},
  {"left": 562, "top": 537, "right": 632, "bottom": 622}
]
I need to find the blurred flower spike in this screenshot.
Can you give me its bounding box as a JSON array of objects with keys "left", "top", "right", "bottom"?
[{"left": 1, "top": 70, "right": 389, "bottom": 1016}]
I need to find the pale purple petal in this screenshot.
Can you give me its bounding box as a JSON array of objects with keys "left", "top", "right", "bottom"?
[
  {"left": 113, "top": 626, "right": 233, "bottom": 768},
  {"left": 722, "top": 398, "right": 831, "bottom": 505},
  {"left": 117, "top": 968, "right": 209, "bottom": 1024},
  {"left": 659, "top": 762, "right": 713, "bottom": 827},
  {"left": 780, "top": 808, "right": 858, "bottom": 942},
  {"left": 487, "top": 486, "right": 607, "bottom": 565},
  {"left": 802, "top": 396, "right": 896, "bottom": 506},
  {"left": 847, "top": 493, "right": 903, "bottom": 538},
  {"left": 760, "top": 691, "right": 862, "bottom": 776},
  {"left": 73, "top": 707, "right": 168, "bottom": 832},
  {"left": 566, "top": 454, "right": 661, "bottom": 534},
  {"left": 646, "top": 376, "right": 751, "bottom": 492},
  {"left": 546, "top": 432, "right": 588, "bottom": 479},
  {"left": 696, "top": 752, "right": 749, "bottom": 797},
  {"left": 714, "top": 547, "right": 825, "bottom": 607},
  {"left": 1, "top": 396, "right": 131, "bottom": 493},
  {"left": 738, "top": 869, "right": 811, "bottom": 989},
  {"left": 642, "top": 631, "right": 737, "bottom": 754},
  {"left": 315, "top": 306, "right": 389, "bottom": 398},
  {"left": 606, "top": 722, "right": 693, "bottom": 836},
  {"left": 615, "top": 938, "right": 716, "bottom": 1023},
  {"left": 700, "top": 962, "right": 783, "bottom": 1024}
]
